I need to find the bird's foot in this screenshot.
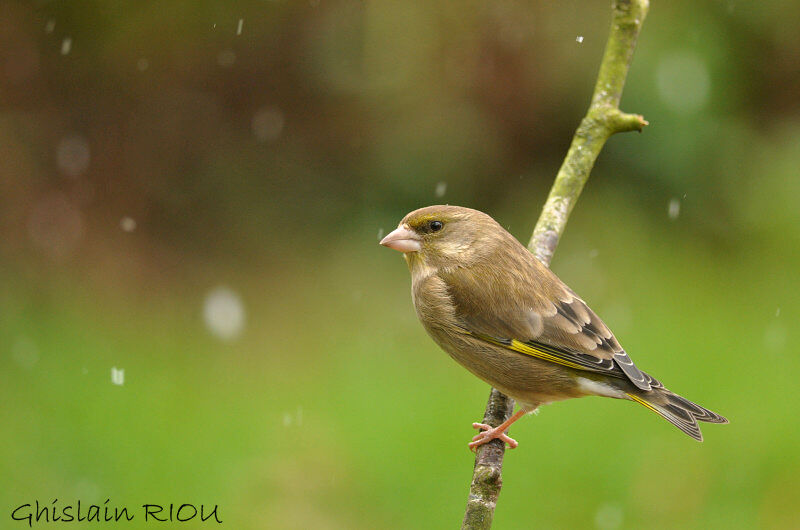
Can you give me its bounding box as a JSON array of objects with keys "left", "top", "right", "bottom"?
[{"left": 469, "top": 422, "right": 519, "bottom": 451}]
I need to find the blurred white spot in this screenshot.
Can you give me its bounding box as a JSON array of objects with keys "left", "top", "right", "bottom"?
[
  {"left": 203, "top": 287, "right": 246, "bottom": 340},
  {"left": 377, "top": 228, "right": 384, "bottom": 241},
  {"left": 764, "top": 322, "right": 786, "bottom": 352},
  {"left": 282, "top": 406, "right": 303, "bottom": 426},
  {"left": 111, "top": 367, "right": 125, "bottom": 385},
  {"left": 12, "top": 337, "right": 39, "bottom": 369},
  {"left": 120, "top": 216, "right": 137, "bottom": 232},
  {"left": 137, "top": 58, "right": 149, "bottom": 71},
  {"left": 595, "top": 503, "right": 623, "bottom": 529},
  {"left": 576, "top": 35, "right": 584, "bottom": 43},
  {"left": 237, "top": 18, "right": 244, "bottom": 35},
  {"left": 656, "top": 51, "right": 710, "bottom": 113},
  {"left": 81, "top": 367, "right": 88, "bottom": 375},
  {"left": 56, "top": 134, "right": 91, "bottom": 178},
  {"left": 73, "top": 479, "right": 100, "bottom": 502},
  {"left": 61, "top": 37, "right": 72, "bottom": 55},
  {"left": 435, "top": 181, "right": 447, "bottom": 198},
  {"left": 602, "top": 303, "right": 632, "bottom": 336},
  {"left": 668, "top": 198, "right": 680, "bottom": 220},
  {"left": 589, "top": 249, "right": 599, "bottom": 259},
  {"left": 45, "top": 19, "right": 55, "bottom": 33},
  {"left": 212, "top": 23, "right": 217, "bottom": 29},
  {"left": 775, "top": 307, "right": 781, "bottom": 317},
  {"left": 217, "top": 49, "right": 236, "bottom": 67},
  {"left": 251, "top": 107, "right": 285, "bottom": 142},
  {"left": 494, "top": 9, "right": 526, "bottom": 49},
  {"left": 27, "top": 193, "right": 84, "bottom": 260}
]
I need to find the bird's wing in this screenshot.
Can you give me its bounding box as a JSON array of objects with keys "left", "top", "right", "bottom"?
[
  {"left": 462, "top": 328, "right": 662, "bottom": 390},
  {"left": 541, "top": 291, "right": 653, "bottom": 390},
  {"left": 441, "top": 262, "right": 654, "bottom": 391}
]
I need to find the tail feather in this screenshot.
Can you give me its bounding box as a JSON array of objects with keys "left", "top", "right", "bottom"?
[
  {"left": 665, "top": 392, "right": 728, "bottom": 424},
  {"left": 627, "top": 388, "right": 728, "bottom": 442}
]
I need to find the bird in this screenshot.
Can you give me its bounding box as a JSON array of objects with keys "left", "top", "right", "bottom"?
[{"left": 380, "top": 205, "right": 727, "bottom": 450}]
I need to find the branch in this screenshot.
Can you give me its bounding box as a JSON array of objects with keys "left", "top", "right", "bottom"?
[{"left": 462, "top": 1, "right": 649, "bottom": 528}]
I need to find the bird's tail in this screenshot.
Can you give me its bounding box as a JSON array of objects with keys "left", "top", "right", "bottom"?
[{"left": 626, "top": 386, "right": 728, "bottom": 442}]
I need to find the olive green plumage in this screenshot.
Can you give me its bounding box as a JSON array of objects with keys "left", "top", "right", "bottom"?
[{"left": 382, "top": 205, "right": 727, "bottom": 442}]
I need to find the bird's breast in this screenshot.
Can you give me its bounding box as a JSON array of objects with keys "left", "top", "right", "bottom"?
[{"left": 411, "top": 273, "right": 582, "bottom": 408}]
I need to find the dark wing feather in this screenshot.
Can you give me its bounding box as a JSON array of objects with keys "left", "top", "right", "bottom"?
[
  {"left": 549, "top": 295, "right": 652, "bottom": 390},
  {"left": 463, "top": 328, "right": 662, "bottom": 390},
  {"left": 441, "top": 254, "right": 652, "bottom": 391}
]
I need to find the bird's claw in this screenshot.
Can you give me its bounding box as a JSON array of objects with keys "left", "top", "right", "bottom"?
[{"left": 469, "top": 422, "right": 519, "bottom": 451}]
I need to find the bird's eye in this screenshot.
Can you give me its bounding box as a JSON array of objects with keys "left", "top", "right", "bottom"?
[{"left": 429, "top": 220, "right": 443, "bottom": 232}]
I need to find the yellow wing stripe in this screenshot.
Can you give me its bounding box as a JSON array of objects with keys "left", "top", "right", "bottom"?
[
  {"left": 508, "top": 339, "right": 587, "bottom": 370},
  {"left": 464, "top": 328, "right": 652, "bottom": 389},
  {"left": 627, "top": 393, "right": 660, "bottom": 413},
  {"left": 472, "top": 330, "right": 588, "bottom": 371}
]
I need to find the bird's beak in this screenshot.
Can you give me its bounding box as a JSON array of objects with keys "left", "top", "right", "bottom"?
[{"left": 380, "top": 225, "right": 421, "bottom": 253}]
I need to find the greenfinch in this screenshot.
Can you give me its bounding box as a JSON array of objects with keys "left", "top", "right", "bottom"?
[{"left": 380, "top": 205, "right": 727, "bottom": 450}]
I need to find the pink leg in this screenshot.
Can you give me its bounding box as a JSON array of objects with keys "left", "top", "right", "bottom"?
[{"left": 469, "top": 409, "right": 527, "bottom": 451}]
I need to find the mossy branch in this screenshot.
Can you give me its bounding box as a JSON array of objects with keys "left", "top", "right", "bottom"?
[{"left": 462, "top": 1, "right": 649, "bottom": 528}]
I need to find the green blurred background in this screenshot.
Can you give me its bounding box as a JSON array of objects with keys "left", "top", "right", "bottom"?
[{"left": 2, "top": 1, "right": 799, "bottom": 528}]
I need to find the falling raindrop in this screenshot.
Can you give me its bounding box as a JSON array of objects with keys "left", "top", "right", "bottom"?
[
  {"left": 12, "top": 337, "right": 39, "bottom": 369},
  {"left": 111, "top": 367, "right": 125, "bottom": 385},
  {"left": 589, "top": 249, "right": 599, "bottom": 259},
  {"left": 251, "top": 107, "right": 285, "bottom": 142},
  {"left": 74, "top": 479, "right": 100, "bottom": 502},
  {"left": 237, "top": 18, "right": 244, "bottom": 35},
  {"left": 56, "top": 134, "right": 90, "bottom": 177},
  {"left": 435, "top": 182, "right": 447, "bottom": 198},
  {"left": 656, "top": 51, "right": 710, "bottom": 113},
  {"left": 764, "top": 322, "right": 787, "bottom": 352},
  {"left": 594, "top": 503, "right": 623, "bottom": 529},
  {"left": 120, "top": 217, "right": 137, "bottom": 232},
  {"left": 668, "top": 198, "right": 680, "bottom": 220},
  {"left": 602, "top": 303, "right": 632, "bottom": 335},
  {"left": 61, "top": 37, "right": 72, "bottom": 55},
  {"left": 775, "top": 307, "right": 781, "bottom": 317},
  {"left": 377, "top": 228, "right": 384, "bottom": 241},
  {"left": 217, "top": 49, "right": 236, "bottom": 67},
  {"left": 45, "top": 19, "right": 55, "bottom": 33},
  {"left": 282, "top": 407, "right": 303, "bottom": 426},
  {"left": 203, "top": 287, "right": 246, "bottom": 341}
]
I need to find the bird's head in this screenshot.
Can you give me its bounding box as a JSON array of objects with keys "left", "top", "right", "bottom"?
[{"left": 380, "top": 205, "right": 506, "bottom": 272}]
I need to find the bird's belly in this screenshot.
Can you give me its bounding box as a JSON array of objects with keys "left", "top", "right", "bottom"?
[{"left": 430, "top": 328, "right": 583, "bottom": 410}]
